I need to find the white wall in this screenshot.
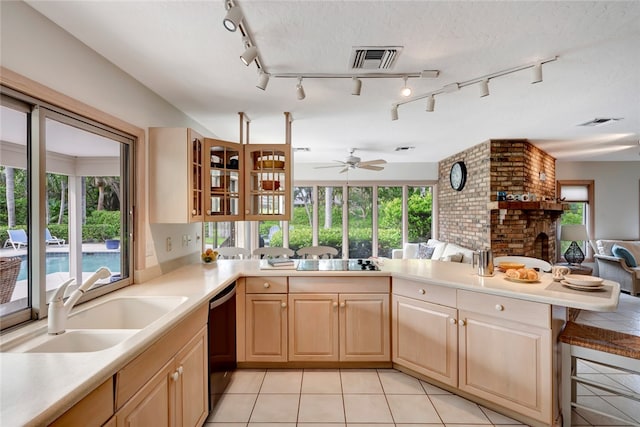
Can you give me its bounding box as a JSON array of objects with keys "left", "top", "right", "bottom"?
[
  {"left": 0, "top": 1, "right": 209, "bottom": 269},
  {"left": 556, "top": 161, "right": 640, "bottom": 240}
]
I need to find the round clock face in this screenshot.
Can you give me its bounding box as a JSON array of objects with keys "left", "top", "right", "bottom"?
[{"left": 450, "top": 161, "right": 467, "bottom": 191}]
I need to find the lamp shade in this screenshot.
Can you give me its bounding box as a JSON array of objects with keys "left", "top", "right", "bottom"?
[{"left": 560, "top": 224, "right": 588, "bottom": 242}]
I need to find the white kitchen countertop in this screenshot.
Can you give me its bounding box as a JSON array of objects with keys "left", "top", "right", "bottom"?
[{"left": 0, "top": 259, "right": 620, "bottom": 426}]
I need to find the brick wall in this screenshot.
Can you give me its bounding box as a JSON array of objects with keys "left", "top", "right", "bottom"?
[{"left": 439, "top": 139, "right": 561, "bottom": 261}]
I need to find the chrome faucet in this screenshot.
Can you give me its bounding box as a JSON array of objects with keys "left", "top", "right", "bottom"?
[{"left": 48, "top": 267, "right": 112, "bottom": 335}]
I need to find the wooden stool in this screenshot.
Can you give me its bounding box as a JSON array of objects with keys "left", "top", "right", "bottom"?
[{"left": 559, "top": 322, "right": 640, "bottom": 426}]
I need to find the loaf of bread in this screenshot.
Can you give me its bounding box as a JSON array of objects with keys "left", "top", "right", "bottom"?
[{"left": 505, "top": 268, "right": 539, "bottom": 280}]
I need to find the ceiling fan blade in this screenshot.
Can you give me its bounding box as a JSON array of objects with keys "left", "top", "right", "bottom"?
[
  {"left": 339, "top": 166, "right": 350, "bottom": 173},
  {"left": 314, "top": 162, "right": 347, "bottom": 169},
  {"left": 358, "top": 165, "right": 385, "bottom": 171},
  {"left": 357, "top": 159, "right": 387, "bottom": 167}
]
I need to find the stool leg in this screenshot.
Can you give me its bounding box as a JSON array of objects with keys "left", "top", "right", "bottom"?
[{"left": 561, "top": 343, "right": 573, "bottom": 427}]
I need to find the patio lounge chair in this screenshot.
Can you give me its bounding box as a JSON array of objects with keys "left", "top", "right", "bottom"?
[
  {"left": 45, "top": 228, "right": 65, "bottom": 246},
  {"left": 3, "top": 229, "right": 28, "bottom": 250}
]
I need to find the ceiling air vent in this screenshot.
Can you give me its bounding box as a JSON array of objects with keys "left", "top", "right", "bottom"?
[
  {"left": 578, "top": 117, "right": 623, "bottom": 127},
  {"left": 350, "top": 46, "right": 402, "bottom": 70}
]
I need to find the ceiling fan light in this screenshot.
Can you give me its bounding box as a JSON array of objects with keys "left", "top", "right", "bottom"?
[
  {"left": 352, "top": 77, "right": 362, "bottom": 96},
  {"left": 256, "top": 71, "right": 270, "bottom": 90},
  {"left": 480, "top": 79, "right": 489, "bottom": 97},
  {"left": 426, "top": 95, "right": 435, "bottom": 112},
  {"left": 223, "top": 5, "right": 243, "bottom": 32},
  {"left": 240, "top": 45, "right": 258, "bottom": 66},
  {"left": 391, "top": 105, "right": 399, "bottom": 121},
  {"left": 531, "top": 63, "right": 543, "bottom": 84},
  {"left": 296, "top": 78, "right": 306, "bottom": 100}
]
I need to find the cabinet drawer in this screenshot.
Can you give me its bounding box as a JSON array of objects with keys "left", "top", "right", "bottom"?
[
  {"left": 392, "top": 278, "right": 456, "bottom": 307},
  {"left": 457, "top": 290, "right": 550, "bottom": 328},
  {"left": 289, "top": 276, "right": 389, "bottom": 293},
  {"left": 246, "top": 276, "right": 288, "bottom": 293}
]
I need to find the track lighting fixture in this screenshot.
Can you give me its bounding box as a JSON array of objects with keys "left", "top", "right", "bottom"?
[
  {"left": 296, "top": 77, "right": 306, "bottom": 100},
  {"left": 532, "top": 63, "right": 543, "bottom": 84},
  {"left": 401, "top": 76, "right": 412, "bottom": 97},
  {"left": 223, "top": 4, "right": 243, "bottom": 32},
  {"left": 390, "top": 56, "right": 557, "bottom": 120},
  {"left": 480, "top": 79, "right": 489, "bottom": 97},
  {"left": 256, "top": 71, "right": 270, "bottom": 90},
  {"left": 426, "top": 95, "right": 435, "bottom": 112},
  {"left": 240, "top": 45, "right": 258, "bottom": 66},
  {"left": 352, "top": 77, "right": 362, "bottom": 96}
]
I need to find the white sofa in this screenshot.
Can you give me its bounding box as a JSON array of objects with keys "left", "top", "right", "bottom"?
[
  {"left": 594, "top": 239, "right": 640, "bottom": 296},
  {"left": 391, "top": 239, "right": 475, "bottom": 264}
]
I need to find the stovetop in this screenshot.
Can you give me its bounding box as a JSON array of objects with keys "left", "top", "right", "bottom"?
[{"left": 296, "top": 259, "right": 381, "bottom": 272}]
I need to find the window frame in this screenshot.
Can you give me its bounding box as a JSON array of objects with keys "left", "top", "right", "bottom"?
[{"left": 556, "top": 180, "right": 595, "bottom": 262}]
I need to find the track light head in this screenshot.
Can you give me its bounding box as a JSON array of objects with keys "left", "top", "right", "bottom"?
[
  {"left": 240, "top": 45, "right": 258, "bottom": 66},
  {"left": 401, "top": 76, "right": 412, "bottom": 97},
  {"left": 480, "top": 79, "right": 489, "bottom": 97},
  {"left": 532, "top": 63, "right": 543, "bottom": 84},
  {"left": 256, "top": 71, "right": 270, "bottom": 90},
  {"left": 223, "top": 4, "right": 243, "bottom": 32},
  {"left": 296, "top": 77, "right": 306, "bottom": 100},
  {"left": 352, "top": 77, "right": 362, "bottom": 96},
  {"left": 426, "top": 95, "right": 435, "bottom": 112},
  {"left": 391, "top": 105, "right": 399, "bottom": 121}
]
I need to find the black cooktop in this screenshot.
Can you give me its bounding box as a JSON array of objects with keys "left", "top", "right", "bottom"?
[{"left": 296, "top": 259, "right": 380, "bottom": 272}]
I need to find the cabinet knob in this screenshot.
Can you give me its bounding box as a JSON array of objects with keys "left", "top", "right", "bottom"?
[
  {"left": 495, "top": 304, "right": 504, "bottom": 312},
  {"left": 418, "top": 289, "right": 426, "bottom": 295},
  {"left": 206, "top": 210, "right": 211, "bottom": 215},
  {"left": 263, "top": 282, "right": 271, "bottom": 288},
  {"left": 333, "top": 302, "right": 338, "bottom": 308},
  {"left": 281, "top": 302, "right": 287, "bottom": 308},
  {"left": 340, "top": 302, "right": 346, "bottom": 308},
  {"left": 449, "top": 317, "right": 456, "bottom": 325},
  {"left": 177, "top": 366, "right": 184, "bottom": 376},
  {"left": 192, "top": 209, "right": 196, "bottom": 215},
  {"left": 171, "top": 371, "right": 180, "bottom": 382},
  {"left": 459, "top": 319, "right": 466, "bottom": 327},
  {"left": 245, "top": 210, "right": 250, "bottom": 214}
]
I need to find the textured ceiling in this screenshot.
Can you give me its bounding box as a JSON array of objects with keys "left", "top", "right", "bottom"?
[{"left": 25, "top": 0, "right": 640, "bottom": 164}]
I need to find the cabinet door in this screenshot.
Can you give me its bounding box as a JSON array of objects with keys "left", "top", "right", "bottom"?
[
  {"left": 458, "top": 310, "right": 552, "bottom": 423},
  {"left": 244, "top": 144, "right": 292, "bottom": 221},
  {"left": 246, "top": 294, "right": 288, "bottom": 362},
  {"left": 204, "top": 138, "right": 243, "bottom": 221},
  {"left": 149, "top": 128, "right": 204, "bottom": 223},
  {"left": 174, "top": 327, "right": 208, "bottom": 427},
  {"left": 392, "top": 295, "right": 458, "bottom": 386},
  {"left": 288, "top": 294, "right": 339, "bottom": 361},
  {"left": 340, "top": 294, "right": 390, "bottom": 362},
  {"left": 116, "top": 360, "right": 173, "bottom": 427}
]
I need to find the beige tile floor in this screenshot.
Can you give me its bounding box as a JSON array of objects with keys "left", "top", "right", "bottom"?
[{"left": 205, "top": 294, "right": 640, "bottom": 427}]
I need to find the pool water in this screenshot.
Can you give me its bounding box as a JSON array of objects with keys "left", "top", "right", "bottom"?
[{"left": 16, "top": 252, "right": 121, "bottom": 281}]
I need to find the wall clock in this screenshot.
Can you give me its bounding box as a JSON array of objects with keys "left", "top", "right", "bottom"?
[{"left": 450, "top": 161, "right": 467, "bottom": 191}]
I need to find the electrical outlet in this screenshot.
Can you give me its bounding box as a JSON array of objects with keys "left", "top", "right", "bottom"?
[{"left": 166, "top": 237, "right": 172, "bottom": 252}]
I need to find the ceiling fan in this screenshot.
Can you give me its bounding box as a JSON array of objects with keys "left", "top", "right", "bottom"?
[{"left": 315, "top": 148, "right": 387, "bottom": 173}]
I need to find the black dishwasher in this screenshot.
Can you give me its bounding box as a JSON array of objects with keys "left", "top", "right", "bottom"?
[{"left": 208, "top": 281, "right": 237, "bottom": 410}]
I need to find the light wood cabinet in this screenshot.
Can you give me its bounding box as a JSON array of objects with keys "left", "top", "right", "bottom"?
[
  {"left": 116, "top": 327, "right": 208, "bottom": 427},
  {"left": 245, "top": 293, "right": 288, "bottom": 362},
  {"left": 288, "top": 293, "right": 340, "bottom": 361},
  {"left": 204, "top": 138, "right": 243, "bottom": 221},
  {"left": 150, "top": 126, "right": 292, "bottom": 223},
  {"left": 392, "top": 294, "right": 458, "bottom": 386},
  {"left": 49, "top": 378, "right": 114, "bottom": 427},
  {"left": 457, "top": 290, "right": 552, "bottom": 424},
  {"left": 149, "top": 127, "right": 204, "bottom": 223},
  {"left": 288, "top": 277, "right": 390, "bottom": 362}
]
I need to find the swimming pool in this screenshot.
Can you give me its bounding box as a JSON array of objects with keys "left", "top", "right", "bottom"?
[{"left": 16, "top": 252, "right": 121, "bottom": 281}]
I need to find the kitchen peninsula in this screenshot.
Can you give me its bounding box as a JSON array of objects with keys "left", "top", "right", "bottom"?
[{"left": 0, "top": 259, "right": 620, "bottom": 427}]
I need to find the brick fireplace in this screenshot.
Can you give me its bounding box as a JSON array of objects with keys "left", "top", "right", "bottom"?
[{"left": 438, "top": 139, "right": 566, "bottom": 262}]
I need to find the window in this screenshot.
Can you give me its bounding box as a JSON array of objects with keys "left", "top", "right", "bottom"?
[
  {"left": 557, "top": 180, "right": 594, "bottom": 261},
  {"left": 0, "top": 89, "right": 134, "bottom": 330}
]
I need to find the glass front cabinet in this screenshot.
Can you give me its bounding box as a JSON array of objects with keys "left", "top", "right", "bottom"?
[
  {"left": 244, "top": 144, "right": 292, "bottom": 221},
  {"left": 204, "top": 138, "right": 243, "bottom": 221}
]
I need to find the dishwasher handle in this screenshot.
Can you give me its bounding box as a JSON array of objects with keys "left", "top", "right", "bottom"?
[{"left": 210, "top": 282, "right": 236, "bottom": 310}]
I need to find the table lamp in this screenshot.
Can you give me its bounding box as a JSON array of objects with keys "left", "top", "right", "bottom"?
[{"left": 560, "top": 224, "right": 588, "bottom": 265}]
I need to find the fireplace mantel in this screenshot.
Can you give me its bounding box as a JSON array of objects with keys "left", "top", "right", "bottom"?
[{"left": 487, "top": 201, "right": 567, "bottom": 211}]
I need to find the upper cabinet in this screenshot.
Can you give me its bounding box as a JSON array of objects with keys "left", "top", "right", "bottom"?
[
  {"left": 149, "top": 128, "right": 205, "bottom": 223},
  {"left": 149, "top": 113, "right": 293, "bottom": 223}
]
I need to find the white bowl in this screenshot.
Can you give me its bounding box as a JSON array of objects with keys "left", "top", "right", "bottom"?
[{"left": 563, "top": 274, "right": 604, "bottom": 287}]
